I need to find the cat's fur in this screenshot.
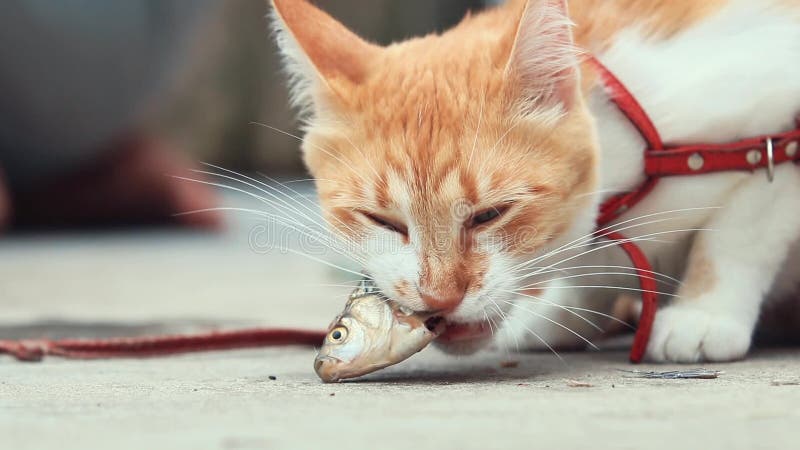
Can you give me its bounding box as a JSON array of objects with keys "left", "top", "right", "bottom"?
[{"left": 271, "top": 0, "right": 800, "bottom": 362}]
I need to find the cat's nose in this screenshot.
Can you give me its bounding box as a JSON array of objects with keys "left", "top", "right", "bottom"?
[{"left": 419, "top": 291, "right": 464, "bottom": 312}]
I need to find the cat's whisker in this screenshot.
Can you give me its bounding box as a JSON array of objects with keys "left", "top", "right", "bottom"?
[
  {"left": 204, "top": 166, "right": 361, "bottom": 245},
  {"left": 501, "top": 289, "right": 634, "bottom": 330},
  {"left": 205, "top": 164, "right": 323, "bottom": 214},
  {"left": 487, "top": 301, "right": 521, "bottom": 353},
  {"left": 279, "top": 178, "right": 327, "bottom": 184},
  {"left": 466, "top": 97, "right": 485, "bottom": 172},
  {"left": 174, "top": 205, "right": 366, "bottom": 265},
  {"left": 510, "top": 227, "right": 714, "bottom": 283},
  {"left": 594, "top": 206, "right": 721, "bottom": 239},
  {"left": 500, "top": 302, "right": 565, "bottom": 362},
  {"left": 172, "top": 181, "right": 367, "bottom": 268},
  {"left": 321, "top": 278, "right": 366, "bottom": 284},
  {"left": 196, "top": 199, "right": 369, "bottom": 277},
  {"left": 250, "top": 122, "right": 373, "bottom": 186},
  {"left": 497, "top": 298, "right": 599, "bottom": 351},
  {"left": 486, "top": 302, "right": 514, "bottom": 360},
  {"left": 252, "top": 170, "right": 367, "bottom": 245},
  {"left": 193, "top": 167, "right": 330, "bottom": 233},
  {"left": 480, "top": 120, "right": 522, "bottom": 173},
  {"left": 483, "top": 309, "right": 494, "bottom": 337},
  {"left": 176, "top": 171, "right": 360, "bottom": 251},
  {"left": 510, "top": 264, "right": 683, "bottom": 286},
  {"left": 516, "top": 271, "right": 679, "bottom": 290},
  {"left": 279, "top": 246, "right": 371, "bottom": 280},
  {"left": 495, "top": 289, "right": 604, "bottom": 333},
  {"left": 510, "top": 206, "right": 720, "bottom": 273},
  {"left": 340, "top": 130, "right": 382, "bottom": 181},
  {"left": 511, "top": 218, "right": 689, "bottom": 275},
  {"left": 511, "top": 284, "right": 681, "bottom": 299},
  {"left": 313, "top": 284, "right": 369, "bottom": 289}
]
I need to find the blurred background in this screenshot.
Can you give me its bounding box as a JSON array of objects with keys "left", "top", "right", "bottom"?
[
  {"left": 0, "top": 0, "right": 502, "bottom": 336},
  {"left": 0, "top": 0, "right": 491, "bottom": 233}
]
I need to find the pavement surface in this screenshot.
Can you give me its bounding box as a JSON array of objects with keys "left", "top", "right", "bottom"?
[{"left": 1, "top": 189, "right": 798, "bottom": 450}]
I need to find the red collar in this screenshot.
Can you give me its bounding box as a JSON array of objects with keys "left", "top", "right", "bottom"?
[{"left": 589, "top": 56, "right": 800, "bottom": 362}]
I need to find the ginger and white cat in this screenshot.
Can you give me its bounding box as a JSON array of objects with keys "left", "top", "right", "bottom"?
[{"left": 271, "top": 0, "right": 800, "bottom": 362}]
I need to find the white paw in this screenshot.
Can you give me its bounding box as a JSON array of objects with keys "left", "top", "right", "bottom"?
[{"left": 646, "top": 306, "right": 753, "bottom": 363}]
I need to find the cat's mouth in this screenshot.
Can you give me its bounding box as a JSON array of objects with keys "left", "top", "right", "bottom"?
[
  {"left": 435, "top": 319, "right": 493, "bottom": 343},
  {"left": 430, "top": 318, "right": 496, "bottom": 355}
]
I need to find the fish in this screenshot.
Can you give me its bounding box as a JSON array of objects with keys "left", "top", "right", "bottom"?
[{"left": 314, "top": 279, "right": 445, "bottom": 382}]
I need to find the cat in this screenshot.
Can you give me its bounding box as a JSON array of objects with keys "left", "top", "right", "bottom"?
[{"left": 270, "top": 0, "right": 800, "bottom": 363}]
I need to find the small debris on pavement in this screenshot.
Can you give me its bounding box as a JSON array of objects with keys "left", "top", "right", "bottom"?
[
  {"left": 566, "top": 379, "right": 594, "bottom": 388},
  {"left": 500, "top": 361, "right": 520, "bottom": 368},
  {"left": 619, "top": 368, "right": 723, "bottom": 379},
  {"left": 268, "top": 375, "right": 277, "bottom": 380},
  {"left": 770, "top": 380, "right": 800, "bottom": 386},
  {"left": 329, "top": 393, "right": 336, "bottom": 396}
]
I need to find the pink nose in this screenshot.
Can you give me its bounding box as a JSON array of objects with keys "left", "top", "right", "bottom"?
[{"left": 420, "top": 292, "right": 464, "bottom": 311}]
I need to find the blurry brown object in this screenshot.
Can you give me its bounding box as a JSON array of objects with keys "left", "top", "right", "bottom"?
[
  {"left": 0, "top": 167, "right": 10, "bottom": 230},
  {"left": 12, "top": 137, "right": 222, "bottom": 230},
  {"left": 756, "top": 295, "right": 800, "bottom": 346}
]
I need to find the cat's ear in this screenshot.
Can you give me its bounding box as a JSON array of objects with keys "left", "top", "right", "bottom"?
[
  {"left": 504, "top": 0, "right": 580, "bottom": 116},
  {"left": 270, "top": 0, "right": 379, "bottom": 115}
]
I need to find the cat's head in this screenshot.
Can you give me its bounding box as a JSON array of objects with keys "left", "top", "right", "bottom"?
[{"left": 272, "top": 0, "right": 600, "bottom": 351}]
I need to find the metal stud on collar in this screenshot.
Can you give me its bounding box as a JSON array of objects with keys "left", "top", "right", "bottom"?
[
  {"left": 746, "top": 149, "right": 763, "bottom": 166},
  {"left": 687, "top": 152, "right": 704, "bottom": 171},
  {"left": 765, "top": 138, "right": 775, "bottom": 183},
  {"left": 787, "top": 140, "right": 798, "bottom": 158}
]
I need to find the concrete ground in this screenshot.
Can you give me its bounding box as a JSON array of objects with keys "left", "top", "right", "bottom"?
[{"left": 1, "top": 190, "right": 799, "bottom": 450}]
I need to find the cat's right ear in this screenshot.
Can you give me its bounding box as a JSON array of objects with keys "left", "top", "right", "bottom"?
[{"left": 270, "top": 0, "right": 379, "bottom": 116}]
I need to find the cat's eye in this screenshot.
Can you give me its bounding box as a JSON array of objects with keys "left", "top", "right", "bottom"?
[
  {"left": 468, "top": 205, "right": 509, "bottom": 228},
  {"left": 362, "top": 212, "right": 408, "bottom": 236}
]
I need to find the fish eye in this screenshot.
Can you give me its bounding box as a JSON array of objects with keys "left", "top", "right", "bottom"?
[{"left": 328, "top": 326, "right": 348, "bottom": 342}]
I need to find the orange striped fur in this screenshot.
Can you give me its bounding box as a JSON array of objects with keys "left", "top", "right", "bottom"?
[{"left": 270, "top": 0, "right": 724, "bottom": 313}]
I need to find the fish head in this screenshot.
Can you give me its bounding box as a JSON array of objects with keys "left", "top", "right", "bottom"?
[{"left": 314, "top": 283, "right": 445, "bottom": 382}]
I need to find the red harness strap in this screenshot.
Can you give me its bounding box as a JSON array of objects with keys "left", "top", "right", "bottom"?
[{"left": 590, "top": 56, "right": 800, "bottom": 362}]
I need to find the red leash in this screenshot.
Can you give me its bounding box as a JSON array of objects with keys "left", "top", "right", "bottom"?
[
  {"left": 0, "top": 329, "right": 326, "bottom": 362},
  {"left": 2, "top": 59, "right": 798, "bottom": 364}
]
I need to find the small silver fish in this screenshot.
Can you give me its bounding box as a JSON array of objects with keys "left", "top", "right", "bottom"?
[{"left": 314, "top": 279, "right": 444, "bottom": 382}]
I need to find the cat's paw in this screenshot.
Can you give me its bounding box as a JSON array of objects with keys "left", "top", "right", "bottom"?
[{"left": 646, "top": 305, "right": 753, "bottom": 363}]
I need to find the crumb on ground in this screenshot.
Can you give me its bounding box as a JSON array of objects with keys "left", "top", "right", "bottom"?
[{"left": 566, "top": 379, "right": 594, "bottom": 388}]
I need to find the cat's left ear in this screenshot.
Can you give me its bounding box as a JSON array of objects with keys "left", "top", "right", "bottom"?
[
  {"left": 505, "top": 0, "right": 580, "bottom": 115},
  {"left": 271, "top": 0, "right": 380, "bottom": 116}
]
